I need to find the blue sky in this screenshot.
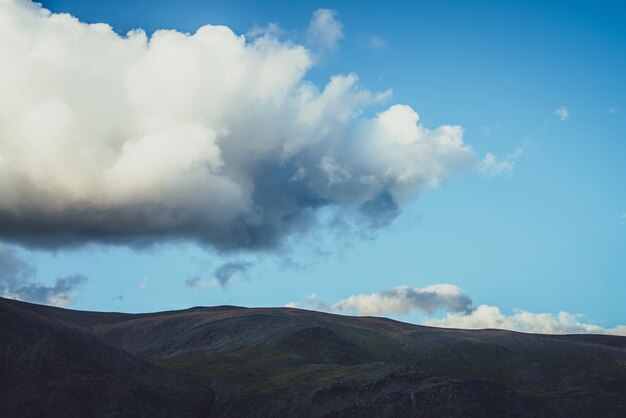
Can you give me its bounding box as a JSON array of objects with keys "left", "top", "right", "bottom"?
[{"left": 0, "top": 0, "right": 625, "bottom": 333}]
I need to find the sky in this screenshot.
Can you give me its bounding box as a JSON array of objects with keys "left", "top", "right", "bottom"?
[{"left": 0, "top": 0, "right": 625, "bottom": 335}]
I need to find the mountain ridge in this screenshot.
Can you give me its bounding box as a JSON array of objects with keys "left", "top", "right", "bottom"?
[{"left": 1, "top": 296, "right": 625, "bottom": 417}]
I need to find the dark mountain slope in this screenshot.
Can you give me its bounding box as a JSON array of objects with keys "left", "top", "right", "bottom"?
[
  {"left": 1, "top": 297, "right": 625, "bottom": 417},
  {"left": 0, "top": 297, "right": 215, "bottom": 417}
]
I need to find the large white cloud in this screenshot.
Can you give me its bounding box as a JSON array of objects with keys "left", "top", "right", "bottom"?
[{"left": 0, "top": 0, "right": 474, "bottom": 250}]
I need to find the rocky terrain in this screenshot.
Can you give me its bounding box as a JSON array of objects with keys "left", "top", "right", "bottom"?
[{"left": 1, "top": 296, "right": 625, "bottom": 417}]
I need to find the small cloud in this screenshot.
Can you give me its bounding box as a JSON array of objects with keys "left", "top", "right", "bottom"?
[
  {"left": 137, "top": 277, "right": 149, "bottom": 290},
  {"left": 609, "top": 107, "right": 619, "bottom": 115},
  {"left": 285, "top": 292, "right": 328, "bottom": 310},
  {"left": 214, "top": 261, "right": 252, "bottom": 287},
  {"left": 306, "top": 8, "right": 343, "bottom": 51},
  {"left": 481, "top": 123, "right": 501, "bottom": 136},
  {"left": 554, "top": 106, "right": 569, "bottom": 121},
  {"left": 620, "top": 213, "right": 626, "bottom": 226},
  {"left": 368, "top": 35, "right": 386, "bottom": 49},
  {"left": 185, "top": 276, "right": 209, "bottom": 291},
  {"left": 479, "top": 141, "right": 528, "bottom": 178}
]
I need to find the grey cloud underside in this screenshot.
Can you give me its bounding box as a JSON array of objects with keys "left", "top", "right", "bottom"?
[
  {"left": 379, "top": 286, "right": 473, "bottom": 314},
  {"left": 0, "top": 162, "right": 398, "bottom": 250},
  {"left": 0, "top": 1, "right": 474, "bottom": 251}
]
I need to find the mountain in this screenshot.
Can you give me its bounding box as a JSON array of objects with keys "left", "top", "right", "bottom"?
[{"left": 1, "top": 296, "right": 625, "bottom": 417}]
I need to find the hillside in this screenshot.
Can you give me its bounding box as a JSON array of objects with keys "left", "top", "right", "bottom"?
[{"left": 1, "top": 297, "right": 625, "bottom": 417}]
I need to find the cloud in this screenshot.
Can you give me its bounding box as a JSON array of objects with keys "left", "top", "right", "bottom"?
[
  {"left": 608, "top": 107, "right": 618, "bottom": 115},
  {"left": 0, "top": 244, "right": 86, "bottom": 307},
  {"left": 138, "top": 277, "right": 149, "bottom": 290},
  {"left": 247, "top": 22, "right": 285, "bottom": 39},
  {"left": 289, "top": 284, "right": 473, "bottom": 316},
  {"left": 479, "top": 141, "right": 527, "bottom": 177},
  {"left": 0, "top": 1, "right": 475, "bottom": 252},
  {"left": 620, "top": 213, "right": 626, "bottom": 226},
  {"left": 554, "top": 106, "right": 569, "bottom": 121},
  {"left": 184, "top": 276, "right": 209, "bottom": 291},
  {"left": 332, "top": 284, "right": 473, "bottom": 315},
  {"left": 286, "top": 292, "right": 318, "bottom": 309},
  {"left": 481, "top": 124, "right": 500, "bottom": 136},
  {"left": 368, "top": 35, "right": 386, "bottom": 49},
  {"left": 214, "top": 261, "right": 251, "bottom": 286},
  {"left": 290, "top": 283, "right": 626, "bottom": 336},
  {"left": 426, "top": 305, "right": 626, "bottom": 336},
  {"left": 306, "top": 8, "right": 343, "bottom": 51}
]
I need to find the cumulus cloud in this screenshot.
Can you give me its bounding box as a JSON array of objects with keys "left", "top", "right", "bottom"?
[
  {"left": 289, "top": 283, "right": 626, "bottom": 336},
  {"left": 554, "top": 106, "right": 569, "bottom": 121},
  {"left": 306, "top": 8, "right": 343, "bottom": 51},
  {"left": 0, "top": 244, "right": 86, "bottom": 307},
  {"left": 426, "top": 305, "right": 626, "bottom": 336},
  {"left": 479, "top": 141, "right": 527, "bottom": 177},
  {"left": 332, "top": 284, "right": 473, "bottom": 315},
  {"left": 214, "top": 261, "right": 251, "bottom": 286},
  {"left": 0, "top": 0, "right": 474, "bottom": 251},
  {"left": 288, "top": 284, "right": 473, "bottom": 316}
]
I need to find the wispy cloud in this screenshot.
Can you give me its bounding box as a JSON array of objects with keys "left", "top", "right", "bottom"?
[
  {"left": 481, "top": 123, "right": 501, "bottom": 136},
  {"left": 479, "top": 141, "right": 528, "bottom": 177},
  {"left": 138, "top": 277, "right": 149, "bottom": 290},
  {"left": 185, "top": 276, "right": 209, "bottom": 291},
  {"left": 554, "top": 106, "right": 570, "bottom": 121},
  {"left": 306, "top": 8, "right": 344, "bottom": 51},
  {"left": 620, "top": 213, "right": 626, "bottom": 226},
  {"left": 368, "top": 35, "right": 387, "bottom": 49},
  {"left": 246, "top": 22, "right": 285, "bottom": 39}
]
